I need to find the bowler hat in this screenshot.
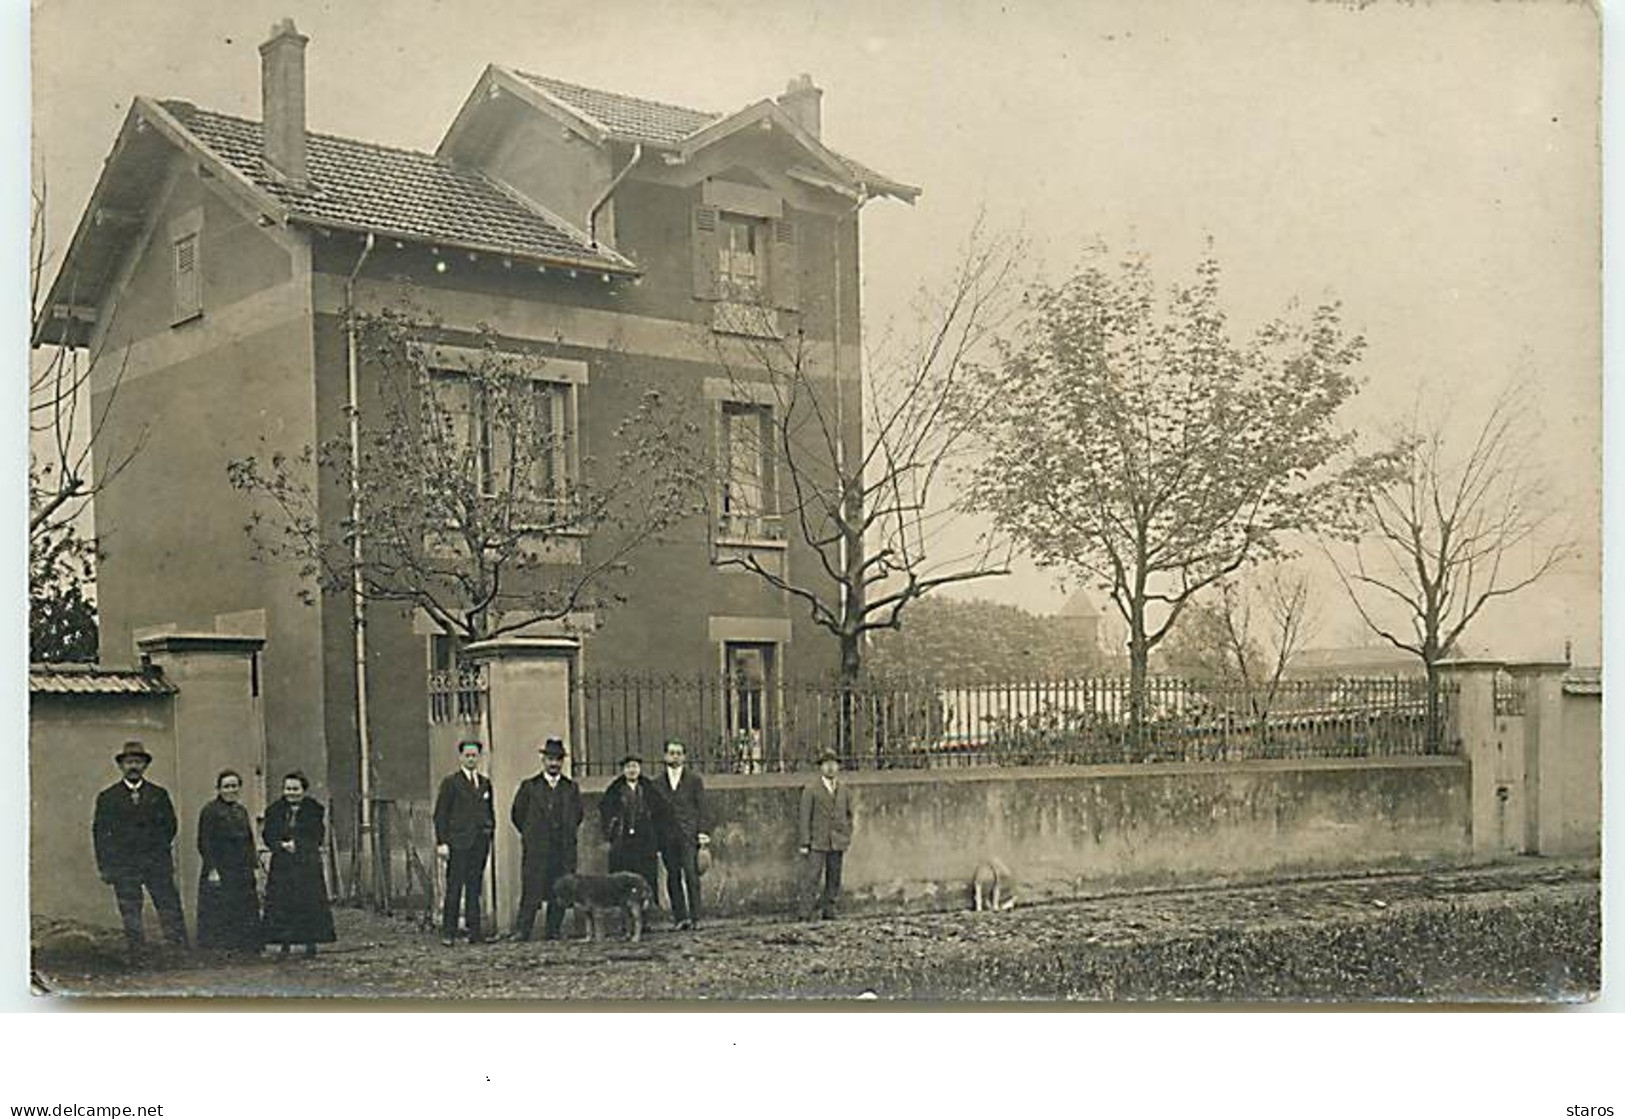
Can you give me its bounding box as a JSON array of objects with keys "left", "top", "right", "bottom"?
[
  {"left": 114, "top": 741, "right": 153, "bottom": 764},
  {"left": 816, "top": 748, "right": 840, "bottom": 764},
  {"left": 541, "top": 738, "right": 567, "bottom": 758}
]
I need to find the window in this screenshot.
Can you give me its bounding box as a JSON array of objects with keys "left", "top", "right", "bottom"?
[
  {"left": 718, "top": 214, "right": 762, "bottom": 302},
  {"left": 724, "top": 642, "right": 778, "bottom": 774},
  {"left": 430, "top": 371, "right": 577, "bottom": 523},
  {"left": 719, "top": 401, "right": 780, "bottom": 541},
  {"left": 172, "top": 233, "right": 201, "bottom": 323}
]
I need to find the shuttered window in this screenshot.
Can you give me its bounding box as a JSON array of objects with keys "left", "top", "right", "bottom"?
[{"left": 172, "top": 233, "right": 201, "bottom": 323}]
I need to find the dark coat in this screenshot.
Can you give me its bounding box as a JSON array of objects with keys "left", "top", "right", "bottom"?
[
  {"left": 798, "top": 778, "right": 854, "bottom": 852},
  {"left": 261, "top": 796, "right": 336, "bottom": 945},
  {"left": 511, "top": 772, "right": 582, "bottom": 884},
  {"left": 599, "top": 775, "right": 660, "bottom": 858},
  {"left": 653, "top": 767, "right": 708, "bottom": 847},
  {"left": 92, "top": 779, "right": 178, "bottom": 881},
  {"left": 196, "top": 797, "right": 261, "bottom": 952},
  {"left": 433, "top": 769, "right": 496, "bottom": 848}
]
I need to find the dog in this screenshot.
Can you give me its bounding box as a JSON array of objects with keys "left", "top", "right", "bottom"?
[
  {"left": 551, "top": 872, "right": 651, "bottom": 943},
  {"left": 971, "top": 857, "right": 1018, "bottom": 912}
]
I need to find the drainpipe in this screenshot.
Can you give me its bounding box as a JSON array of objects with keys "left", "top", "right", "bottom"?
[
  {"left": 831, "top": 186, "right": 868, "bottom": 757},
  {"left": 831, "top": 188, "right": 868, "bottom": 650},
  {"left": 587, "top": 142, "right": 643, "bottom": 247},
  {"left": 344, "top": 232, "right": 376, "bottom": 901}
]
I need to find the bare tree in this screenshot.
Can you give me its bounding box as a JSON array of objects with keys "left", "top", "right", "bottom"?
[
  {"left": 1328, "top": 385, "right": 1574, "bottom": 748},
  {"left": 707, "top": 228, "right": 1021, "bottom": 748},
  {"left": 964, "top": 244, "right": 1396, "bottom": 744},
  {"left": 1159, "top": 566, "right": 1317, "bottom": 746},
  {"left": 227, "top": 306, "right": 709, "bottom": 643},
  {"left": 30, "top": 175, "right": 146, "bottom": 543}
]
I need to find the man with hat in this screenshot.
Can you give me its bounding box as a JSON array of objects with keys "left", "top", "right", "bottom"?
[
  {"left": 600, "top": 753, "right": 661, "bottom": 899},
  {"left": 92, "top": 741, "right": 188, "bottom": 948},
  {"left": 509, "top": 737, "right": 583, "bottom": 941},
  {"left": 797, "top": 748, "right": 854, "bottom": 921},
  {"left": 433, "top": 739, "right": 496, "bottom": 946}
]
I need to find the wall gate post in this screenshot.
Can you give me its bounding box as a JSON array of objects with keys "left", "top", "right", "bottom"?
[
  {"left": 461, "top": 636, "right": 579, "bottom": 933},
  {"left": 1435, "top": 658, "right": 1516, "bottom": 859}
]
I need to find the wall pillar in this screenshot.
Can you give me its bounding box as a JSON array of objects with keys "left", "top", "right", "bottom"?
[
  {"left": 1437, "top": 659, "right": 1512, "bottom": 860},
  {"left": 1505, "top": 661, "right": 1567, "bottom": 855},
  {"left": 462, "top": 636, "right": 579, "bottom": 932},
  {"left": 136, "top": 633, "right": 268, "bottom": 924}
]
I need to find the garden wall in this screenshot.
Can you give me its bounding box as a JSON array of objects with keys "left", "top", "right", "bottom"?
[{"left": 577, "top": 756, "right": 1471, "bottom": 916}]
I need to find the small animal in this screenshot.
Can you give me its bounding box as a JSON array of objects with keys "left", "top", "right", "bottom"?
[
  {"left": 971, "top": 857, "right": 1018, "bottom": 912},
  {"left": 552, "top": 872, "right": 651, "bottom": 942}
]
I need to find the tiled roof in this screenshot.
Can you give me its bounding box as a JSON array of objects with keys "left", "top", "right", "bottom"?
[
  {"left": 161, "top": 101, "right": 632, "bottom": 271},
  {"left": 513, "top": 72, "right": 720, "bottom": 146},
  {"left": 508, "top": 72, "right": 917, "bottom": 197},
  {"left": 30, "top": 664, "right": 178, "bottom": 697}
]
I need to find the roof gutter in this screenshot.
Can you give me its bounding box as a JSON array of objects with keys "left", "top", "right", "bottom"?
[{"left": 587, "top": 142, "right": 643, "bottom": 248}]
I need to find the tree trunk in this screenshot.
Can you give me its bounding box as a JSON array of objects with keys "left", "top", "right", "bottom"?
[
  {"left": 1128, "top": 633, "right": 1149, "bottom": 759},
  {"left": 1424, "top": 659, "right": 1443, "bottom": 755},
  {"left": 838, "top": 630, "right": 862, "bottom": 765}
]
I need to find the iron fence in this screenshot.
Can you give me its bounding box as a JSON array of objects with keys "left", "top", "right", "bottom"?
[{"left": 574, "top": 674, "right": 1458, "bottom": 775}]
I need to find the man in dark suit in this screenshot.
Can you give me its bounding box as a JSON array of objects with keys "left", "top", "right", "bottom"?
[
  {"left": 600, "top": 754, "right": 661, "bottom": 899},
  {"left": 92, "top": 741, "right": 188, "bottom": 948},
  {"left": 653, "top": 739, "right": 709, "bottom": 930},
  {"left": 798, "top": 748, "right": 854, "bottom": 921},
  {"left": 433, "top": 739, "right": 496, "bottom": 946},
  {"left": 510, "top": 738, "right": 583, "bottom": 941}
]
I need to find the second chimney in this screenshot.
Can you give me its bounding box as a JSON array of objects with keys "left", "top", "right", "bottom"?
[
  {"left": 259, "top": 18, "right": 309, "bottom": 188},
  {"left": 777, "top": 73, "right": 822, "bottom": 140}
]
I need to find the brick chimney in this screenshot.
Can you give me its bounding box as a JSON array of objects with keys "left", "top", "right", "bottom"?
[
  {"left": 259, "top": 18, "right": 309, "bottom": 187},
  {"left": 777, "top": 73, "right": 822, "bottom": 140}
]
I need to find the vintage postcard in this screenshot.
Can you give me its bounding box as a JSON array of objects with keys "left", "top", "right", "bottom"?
[{"left": 26, "top": 0, "right": 1601, "bottom": 1004}]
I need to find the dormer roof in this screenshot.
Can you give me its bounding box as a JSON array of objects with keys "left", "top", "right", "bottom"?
[{"left": 442, "top": 67, "right": 920, "bottom": 203}]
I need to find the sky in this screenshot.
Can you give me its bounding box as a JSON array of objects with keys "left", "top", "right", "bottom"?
[{"left": 28, "top": 0, "right": 1602, "bottom": 661}]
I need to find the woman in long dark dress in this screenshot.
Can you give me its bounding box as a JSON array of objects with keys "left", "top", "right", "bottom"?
[
  {"left": 261, "top": 771, "right": 336, "bottom": 957},
  {"left": 196, "top": 769, "right": 262, "bottom": 955}
]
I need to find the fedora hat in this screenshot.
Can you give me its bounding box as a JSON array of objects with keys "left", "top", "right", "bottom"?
[
  {"left": 540, "top": 738, "right": 567, "bottom": 758},
  {"left": 114, "top": 741, "right": 153, "bottom": 764}
]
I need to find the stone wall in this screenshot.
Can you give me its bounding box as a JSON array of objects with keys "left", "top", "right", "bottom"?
[{"left": 575, "top": 756, "right": 1472, "bottom": 917}]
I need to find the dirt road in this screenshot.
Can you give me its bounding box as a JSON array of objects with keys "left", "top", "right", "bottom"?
[{"left": 34, "top": 859, "right": 1599, "bottom": 1003}]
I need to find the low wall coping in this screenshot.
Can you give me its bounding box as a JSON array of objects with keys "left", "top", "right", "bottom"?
[
  {"left": 462, "top": 636, "right": 581, "bottom": 660},
  {"left": 595, "top": 755, "right": 1470, "bottom": 793},
  {"left": 1503, "top": 661, "right": 1570, "bottom": 676},
  {"left": 136, "top": 632, "right": 265, "bottom": 655}
]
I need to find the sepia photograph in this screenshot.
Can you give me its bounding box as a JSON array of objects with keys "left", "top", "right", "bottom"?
[{"left": 23, "top": 0, "right": 1603, "bottom": 1008}]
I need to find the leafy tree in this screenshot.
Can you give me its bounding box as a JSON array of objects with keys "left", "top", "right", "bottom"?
[
  {"left": 1328, "top": 385, "right": 1573, "bottom": 749},
  {"left": 228, "top": 307, "right": 709, "bottom": 642},
  {"left": 964, "top": 245, "right": 1391, "bottom": 743},
  {"left": 866, "top": 595, "right": 1104, "bottom": 682},
  {"left": 30, "top": 502, "right": 99, "bottom": 663}
]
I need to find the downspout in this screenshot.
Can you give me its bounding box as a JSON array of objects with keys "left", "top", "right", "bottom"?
[
  {"left": 344, "top": 232, "right": 376, "bottom": 900},
  {"left": 832, "top": 187, "right": 868, "bottom": 647},
  {"left": 832, "top": 185, "right": 868, "bottom": 759},
  {"left": 587, "top": 142, "right": 643, "bottom": 247}
]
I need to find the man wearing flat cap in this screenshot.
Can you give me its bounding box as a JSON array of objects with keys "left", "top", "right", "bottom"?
[
  {"left": 600, "top": 754, "right": 661, "bottom": 898},
  {"left": 798, "top": 748, "right": 853, "bottom": 921},
  {"left": 92, "top": 741, "right": 188, "bottom": 948},
  {"left": 510, "top": 738, "right": 582, "bottom": 941}
]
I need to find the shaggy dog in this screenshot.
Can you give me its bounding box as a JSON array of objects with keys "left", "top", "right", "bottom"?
[
  {"left": 971, "top": 857, "right": 1018, "bottom": 912},
  {"left": 552, "top": 872, "right": 651, "bottom": 942}
]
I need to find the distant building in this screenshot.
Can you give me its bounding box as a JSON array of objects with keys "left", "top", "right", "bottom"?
[
  {"left": 1056, "top": 591, "right": 1102, "bottom": 655},
  {"left": 1286, "top": 645, "right": 1428, "bottom": 679}
]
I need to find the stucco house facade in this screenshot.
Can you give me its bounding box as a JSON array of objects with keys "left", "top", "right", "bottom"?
[{"left": 34, "top": 20, "right": 917, "bottom": 840}]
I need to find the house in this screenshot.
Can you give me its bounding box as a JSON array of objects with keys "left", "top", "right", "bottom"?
[{"left": 33, "top": 19, "right": 918, "bottom": 841}]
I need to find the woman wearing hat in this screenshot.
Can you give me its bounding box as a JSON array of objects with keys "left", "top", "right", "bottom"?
[
  {"left": 261, "top": 771, "right": 337, "bottom": 957},
  {"left": 196, "top": 769, "right": 263, "bottom": 956}
]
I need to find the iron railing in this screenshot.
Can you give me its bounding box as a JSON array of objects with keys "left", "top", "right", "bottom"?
[{"left": 573, "top": 674, "right": 1459, "bottom": 776}]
